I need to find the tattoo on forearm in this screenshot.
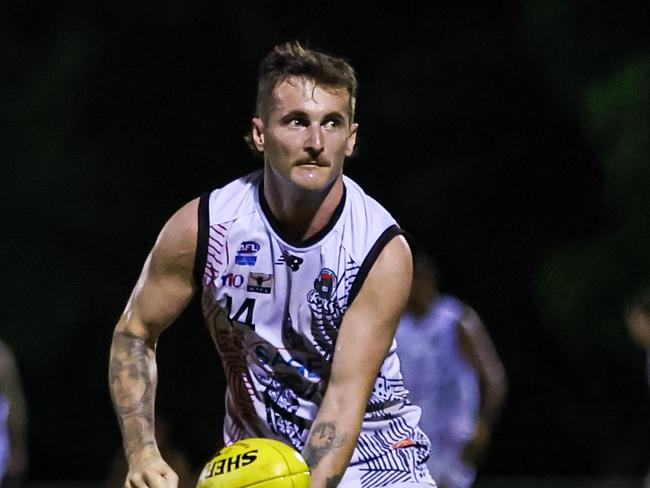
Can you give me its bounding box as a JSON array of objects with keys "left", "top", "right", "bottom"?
[
  {"left": 326, "top": 474, "right": 343, "bottom": 488},
  {"left": 303, "top": 422, "right": 347, "bottom": 470},
  {"left": 109, "top": 331, "right": 157, "bottom": 456}
]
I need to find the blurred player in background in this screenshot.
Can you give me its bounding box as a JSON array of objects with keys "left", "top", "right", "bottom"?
[
  {"left": 624, "top": 286, "right": 650, "bottom": 488},
  {"left": 109, "top": 41, "right": 436, "bottom": 487},
  {"left": 396, "top": 251, "right": 508, "bottom": 488},
  {"left": 0, "top": 339, "right": 28, "bottom": 488}
]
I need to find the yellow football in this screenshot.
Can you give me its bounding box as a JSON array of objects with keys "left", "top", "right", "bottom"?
[{"left": 196, "top": 437, "right": 310, "bottom": 488}]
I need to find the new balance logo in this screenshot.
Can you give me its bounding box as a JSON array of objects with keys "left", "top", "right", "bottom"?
[{"left": 276, "top": 252, "right": 303, "bottom": 271}]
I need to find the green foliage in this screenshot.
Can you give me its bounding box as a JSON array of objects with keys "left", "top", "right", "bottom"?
[
  {"left": 582, "top": 54, "right": 650, "bottom": 210},
  {"left": 527, "top": 2, "right": 650, "bottom": 353}
]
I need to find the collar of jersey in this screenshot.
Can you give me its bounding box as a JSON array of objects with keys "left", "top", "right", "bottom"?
[{"left": 257, "top": 178, "right": 347, "bottom": 249}]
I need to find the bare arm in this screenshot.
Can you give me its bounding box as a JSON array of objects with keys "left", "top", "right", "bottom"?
[
  {"left": 457, "top": 306, "right": 508, "bottom": 462},
  {"left": 109, "top": 199, "right": 198, "bottom": 487},
  {"left": 302, "top": 235, "right": 412, "bottom": 488},
  {"left": 0, "top": 342, "right": 29, "bottom": 478}
]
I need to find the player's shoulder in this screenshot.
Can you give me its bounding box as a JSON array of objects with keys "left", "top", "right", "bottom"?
[
  {"left": 167, "top": 198, "right": 200, "bottom": 237},
  {"left": 0, "top": 340, "right": 16, "bottom": 375},
  {"left": 457, "top": 300, "right": 485, "bottom": 333},
  {"left": 343, "top": 174, "right": 392, "bottom": 216},
  {"left": 382, "top": 232, "right": 412, "bottom": 262},
  {"left": 439, "top": 294, "right": 466, "bottom": 310},
  {"left": 340, "top": 174, "right": 400, "bottom": 259},
  {"left": 203, "top": 170, "right": 262, "bottom": 224},
  {"left": 367, "top": 233, "right": 412, "bottom": 283},
  {"left": 153, "top": 198, "right": 200, "bottom": 266}
]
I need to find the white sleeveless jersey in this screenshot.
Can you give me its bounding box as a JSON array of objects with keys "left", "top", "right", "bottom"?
[
  {"left": 195, "top": 170, "right": 434, "bottom": 487},
  {"left": 396, "top": 295, "right": 479, "bottom": 444}
]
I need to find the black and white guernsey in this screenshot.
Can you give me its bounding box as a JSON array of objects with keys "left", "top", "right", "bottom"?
[{"left": 194, "top": 170, "right": 434, "bottom": 487}]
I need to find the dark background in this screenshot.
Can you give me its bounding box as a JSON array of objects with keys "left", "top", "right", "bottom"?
[{"left": 2, "top": 0, "right": 650, "bottom": 483}]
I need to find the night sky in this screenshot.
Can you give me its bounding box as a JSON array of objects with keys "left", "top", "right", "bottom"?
[{"left": 2, "top": 0, "right": 650, "bottom": 482}]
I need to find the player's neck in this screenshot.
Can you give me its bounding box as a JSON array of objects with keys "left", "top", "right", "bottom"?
[
  {"left": 263, "top": 177, "right": 344, "bottom": 243},
  {"left": 409, "top": 291, "right": 440, "bottom": 319}
]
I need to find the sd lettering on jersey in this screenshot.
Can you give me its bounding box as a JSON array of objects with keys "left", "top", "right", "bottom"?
[
  {"left": 254, "top": 344, "right": 321, "bottom": 381},
  {"left": 206, "top": 449, "right": 258, "bottom": 478}
]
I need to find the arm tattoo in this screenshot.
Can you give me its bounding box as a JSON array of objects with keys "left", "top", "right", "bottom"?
[
  {"left": 108, "top": 331, "right": 158, "bottom": 457},
  {"left": 303, "top": 422, "right": 347, "bottom": 470},
  {"left": 326, "top": 474, "right": 343, "bottom": 488}
]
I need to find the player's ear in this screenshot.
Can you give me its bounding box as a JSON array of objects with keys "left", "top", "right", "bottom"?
[
  {"left": 251, "top": 117, "right": 265, "bottom": 152},
  {"left": 345, "top": 122, "right": 358, "bottom": 156}
]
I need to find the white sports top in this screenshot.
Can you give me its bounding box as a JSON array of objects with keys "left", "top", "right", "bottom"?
[
  {"left": 397, "top": 295, "right": 479, "bottom": 444},
  {"left": 195, "top": 170, "right": 433, "bottom": 486}
]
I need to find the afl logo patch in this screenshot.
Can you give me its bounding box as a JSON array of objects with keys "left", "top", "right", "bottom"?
[{"left": 236, "top": 241, "right": 260, "bottom": 265}]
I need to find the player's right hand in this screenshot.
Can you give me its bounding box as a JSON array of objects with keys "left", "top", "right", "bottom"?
[{"left": 125, "top": 448, "right": 179, "bottom": 488}]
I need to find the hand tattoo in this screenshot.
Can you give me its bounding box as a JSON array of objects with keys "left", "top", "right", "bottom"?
[{"left": 326, "top": 474, "right": 343, "bottom": 488}]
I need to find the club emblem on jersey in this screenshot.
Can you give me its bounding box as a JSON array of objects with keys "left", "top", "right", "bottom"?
[
  {"left": 276, "top": 251, "right": 303, "bottom": 271},
  {"left": 313, "top": 268, "right": 337, "bottom": 299},
  {"left": 235, "top": 241, "right": 260, "bottom": 265},
  {"left": 307, "top": 268, "right": 343, "bottom": 361},
  {"left": 247, "top": 273, "right": 273, "bottom": 294}
]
